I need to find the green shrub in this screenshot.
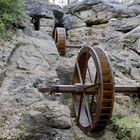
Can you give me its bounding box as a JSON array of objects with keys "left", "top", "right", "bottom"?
[{"left": 0, "top": 0, "right": 24, "bottom": 36}]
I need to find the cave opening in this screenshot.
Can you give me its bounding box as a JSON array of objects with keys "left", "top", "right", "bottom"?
[{"left": 32, "top": 17, "right": 40, "bottom": 31}]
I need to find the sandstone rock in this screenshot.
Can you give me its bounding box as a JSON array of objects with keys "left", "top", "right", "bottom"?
[
  {"left": 108, "top": 94, "right": 140, "bottom": 140},
  {"left": 105, "top": 25, "right": 124, "bottom": 50},
  {"left": 64, "top": 0, "right": 101, "bottom": 14},
  {"left": 52, "top": 5, "right": 64, "bottom": 26},
  {"left": 0, "top": 1, "right": 140, "bottom": 139},
  {"left": 23, "top": 0, "right": 64, "bottom": 34},
  {"left": 123, "top": 25, "right": 140, "bottom": 49},
  {"left": 40, "top": 18, "right": 55, "bottom": 36},
  {"left": 0, "top": 23, "right": 74, "bottom": 139},
  {"left": 108, "top": 3, "right": 135, "bottom": 18},
  {"left": 108, "top": 49, "right": 140, "bottom": 82},
  {"left": 56, "top": 58, "right": 75, "bottom": 85},
  {"left": 66, "top": 1, "right": 113, "bottom": 26},
  {"left": 133, "top": 37, "right": 140, "bottom": 54},
  {"left": 0, "top": 46, "right": 7, "bottom": 71},
  {"left": 28, "top": 100, "right": 71, "bottom": 129},
  {"left": 65, "top": 0, "right": 136, "bottom": 27},
  {"left": 86, "top": 3, "right": 113, "bottom": 25},
  {"left": 102, "top": 0, "right": 119, "bottom": 4},
  {"left": 123, "top": 25, "right": 140, "bottom": 38},
  {"left": 67, "top": 27, "right": 84, "bottom": 43},
  {"left": 21, "top": 129, "right": 72, "bottom": 140},
  {"left": 0, "top": 69, "right": 6, "bottom": 86},
  {"left": 23, "top": 0, "right": 54, "bottom": 19},
  {"left": 40, "top": 18, "right": 55, "bottom": 27},
  {"left": 17, "top": 31, "right": 59, "bottom": 69},
  {"left": 110, "top": 16, "right": 140, "bottom": 33},
  {"left": 62, "top": 14, "right": 86, "bottom": 30},
  {"left": 67, "top": 24, "right": 106, "bottom": 46},
  {"left": 115, "top": 116, "right": 140, "bottom": 140},
  {"left": 128, "top": 1, "right": 140, "bottom": 15}
]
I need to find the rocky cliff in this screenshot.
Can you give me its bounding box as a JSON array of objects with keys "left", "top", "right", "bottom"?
[{"left": 0, "top": 0, "right": 140, "bottom": 139}]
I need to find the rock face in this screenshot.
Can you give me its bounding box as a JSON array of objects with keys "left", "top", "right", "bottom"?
[
  {"left": 64, "top": 0, "right": 140, "bottom": 85},
  {"left": 109, "top": 16, "right": 140, "bottom": 33},
  {"left": 64, "top": 0, "right": 136, "bottom": 19},
  {"left": 64, "top": 1, "right": 140, "bottom": 138},
  {"left": 23, "top": 0, "right": 54, "bottom": 19},
  {"left": 0, "top": 20, "right": 73, "bottom": 139},
  {"left": 109, "top": 95, "right": 140, "bottom": 140},
  {"left": 62, "top": 14, "right": 86, "bottom": 30},
  {"left": 0, "top": 0, "right": 140, "bottom": 140}
]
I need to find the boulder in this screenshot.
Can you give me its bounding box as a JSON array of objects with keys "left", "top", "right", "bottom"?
[
  {"left": 111, "top": 95, "right": 140, "bottom": 140},
  {"left": 28, "top": 100, "right": 71, "bottom": 129},
  {"left": 62, "top": 1, "right": 140, "bottom": 32},
  {"left": 108, "top": 49, "right": 140, "bottom": 81},
  {"left": 64, "top": 0, "right": 136, "bottom": 27},
  {"left": 62, "top": 14, "right": 86, "bottom": 30},
  {"left": 64, "top": 0, "right": 102, "bottom": 14},
  {"left": 23, "top": 0, "right": 54, "bottom": 19},
  {"left": 40, "top": 18, "right": 55, "bottom": 36},
  {"left": 102, "top": 0, "right": 119, "bottom": 4},
  {"left": 56, "top": 58, "right": 75, "bottom": 85},
  {"left": 52, "top": 5, "right": 64, "bottom": 26},
  {"left": 67, "top": 24, "right": 107, "bottom": 46},
  {"left": 105, "top": 24, "right": 124, "bottom": 50},
  {"left": 114, "top": 116, "right": 140, "bottom": 140},
  {"left": 108, "top": 3, "right": 135, "bottom": 18},
  {"left": 109, "top": 16, "right": 140, "bottom": 33},
  {"left": 0, "top": 0, "right": 140, "bottom": 139},
  {"left": 23, "top": 0, "right": 64, "bottom": 33},
  {"left": 0, "top": 25, "right": 74, "bottom": 139},
  {"left": 128, "top": 1, "right": 140, "bottom": 15},
  {"left": 122, "top": 30, "right": 140, "bottom": 56},
  {"left": 0, "top": 69, "right": 6, "bottom": 86}
]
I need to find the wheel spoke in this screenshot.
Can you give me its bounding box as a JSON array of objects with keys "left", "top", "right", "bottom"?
[
  {"left": 76, "top": 60, "right": 93, "bottom": 128},
  {"left": 83, "top": 93, "right": 93, "bottom": 128},
  {"left": 87, "top": 66, "right": 93, "bottom": 83},
  {"left": 76, "top": 60, "right": 83, "bottom": 83},
  {"left": 94, "top": 72, "right": 98, "bottom": 83},
  {"left": 73, "top": 46, "right": 114, "bottom": 132},
  {"left": 77, "top": 94, "right": 83, "bottom": 124},
  {"left": 87, "top": 63, "right": 98, "bottom": 116},
  {"left": 75, "top": 60, "right": 84, "bottom": 123},
  {"left": 90, "top": 72, "right": 98, "bottom": 113}
]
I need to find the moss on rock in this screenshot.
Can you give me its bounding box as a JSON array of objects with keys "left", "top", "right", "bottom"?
[{"left": 114, "top": 116, "right": 140, "bottom": 140}]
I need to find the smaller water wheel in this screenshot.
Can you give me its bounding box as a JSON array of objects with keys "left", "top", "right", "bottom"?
[
  {"left": 72, "top": 46, "right": 115, "bottom": 133},
  {"left": 54, "top": 27, "right": 66, "bottom": 55},
  {"left": 54, "top": 27, "right": 85, "bottom": 55}
]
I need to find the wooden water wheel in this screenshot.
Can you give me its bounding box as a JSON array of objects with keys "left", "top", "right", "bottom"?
[
  {"left": 54, "top": 27, "right": 66, "bottom": 55},
  {"left": 38, "top": 46, "right": 140, "bottom": 134},
  {"left": 72, "top": 46, "right": 115, "bottom": 132},
  {"left": 54, "top": 27, "right": 85, "bottom": 55}
]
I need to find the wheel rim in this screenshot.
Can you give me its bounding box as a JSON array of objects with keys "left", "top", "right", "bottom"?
[
  {"left": 54, "top": 27, "right": 66, "bottom": 55},
  {"left": 72, "top": 46, "right": 115, "bottom": 133}
]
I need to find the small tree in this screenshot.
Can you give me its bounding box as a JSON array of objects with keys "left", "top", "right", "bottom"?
[{"left": 0, "top": 0, "right": 24, "bottom": 35}]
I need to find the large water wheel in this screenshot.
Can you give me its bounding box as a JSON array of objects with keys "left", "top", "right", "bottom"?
[
  {"left": 38, "top": 46, "right": 140, "bottom": 134},
  {"left": 72, "top": 46, "right": 115, "bottom": 132}
]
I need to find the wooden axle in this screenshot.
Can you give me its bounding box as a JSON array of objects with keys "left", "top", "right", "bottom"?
[
  {"left": 39, "top": 84, "right": 140, "bottom": 94},
  {"left": 38, "top": 83, "right": 99, "bottom": 94},
  {"left": 65, "top": 44, "right": 84, "bottom": 49},
  {"left": 67, "top": 44, "right": 83, "bottom": 48},
  {"left": 115, "top": 86, "right": 140, "bottom": 93},
  {"left": 56, "top": 43, "right": 84, "bottom": 49}
]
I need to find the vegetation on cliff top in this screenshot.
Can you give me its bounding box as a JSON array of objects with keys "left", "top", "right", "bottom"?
[{"left": 0, "top": 0, "right": 24, "bottom": 37}]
